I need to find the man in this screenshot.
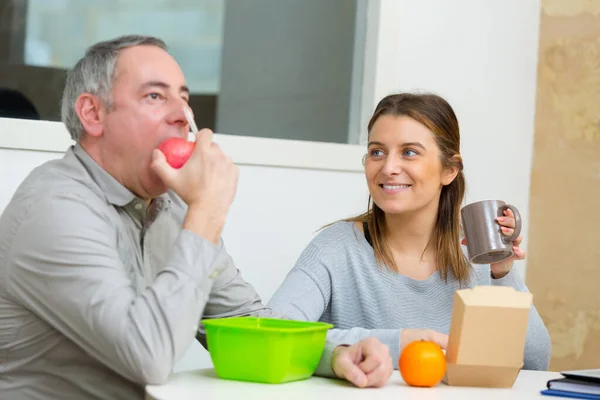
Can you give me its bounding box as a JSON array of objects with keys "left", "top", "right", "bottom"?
[{"left": 0, "top": 35, "right": 393, "bottom": 399}]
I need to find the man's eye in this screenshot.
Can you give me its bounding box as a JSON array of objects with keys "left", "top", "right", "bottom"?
[{"left": 147, "top": 93, "right": 163, "bottom": 100}]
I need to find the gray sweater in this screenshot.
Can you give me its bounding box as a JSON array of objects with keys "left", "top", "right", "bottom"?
[{"left": 268, "top": 221, "right": 551, "bottom": 370}]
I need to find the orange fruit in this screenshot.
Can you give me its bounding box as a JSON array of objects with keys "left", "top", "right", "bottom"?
[{"left": 399, "top": 341, "right": 447, "bottom": 387}]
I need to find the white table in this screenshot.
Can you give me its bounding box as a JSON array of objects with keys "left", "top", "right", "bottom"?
[{"left": 146, "top": 369, "right": 561, "bottom": 400}]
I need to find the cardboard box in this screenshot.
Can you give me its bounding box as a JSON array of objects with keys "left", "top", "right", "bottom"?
[{"left": 443, "top": 286, "right": 532, "bottom": 388}]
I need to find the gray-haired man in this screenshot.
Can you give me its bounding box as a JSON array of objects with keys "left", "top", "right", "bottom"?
[{"left": 0, "top": 35, "right": 393, "bottom": 399}]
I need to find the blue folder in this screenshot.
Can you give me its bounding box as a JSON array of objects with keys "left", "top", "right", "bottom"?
[{"left": 541, "top": 389, "right": 600, "bottom": 399}]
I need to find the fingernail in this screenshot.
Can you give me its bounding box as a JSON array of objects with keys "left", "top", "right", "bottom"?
[
  {"left": 501, "top": 227, "right": 510, "bottom": 231},
  {"left": 497, "top": 217, "right": 505, "bottom": 222}
]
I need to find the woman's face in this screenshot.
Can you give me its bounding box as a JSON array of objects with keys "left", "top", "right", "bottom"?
[{"left": 364, "top": 115, "right": 456, "bottom": 216}]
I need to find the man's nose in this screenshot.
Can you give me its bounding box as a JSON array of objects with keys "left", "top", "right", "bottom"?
[{"left": 166, "top": 99, "right": 189, "bottom": 128}]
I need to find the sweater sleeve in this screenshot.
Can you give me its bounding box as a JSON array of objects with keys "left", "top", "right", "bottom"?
[
  {"left": 268, "top": 235, "right": 403, "bottom": 370},
  {"left": 475, "top": 266, "right": 552, "bottom": 370}
]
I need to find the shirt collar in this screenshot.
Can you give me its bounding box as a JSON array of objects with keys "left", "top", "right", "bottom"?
[{"left": 72, "top": 143, "right": 137, "bottom": 207}]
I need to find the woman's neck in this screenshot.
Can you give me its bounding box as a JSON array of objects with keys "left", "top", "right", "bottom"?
[{"left": 384, "top": 204, "right": 439, "bottom": 261}]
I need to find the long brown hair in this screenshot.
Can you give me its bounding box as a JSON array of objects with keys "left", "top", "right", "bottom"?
[{"left": 348, "top": 92, "right": 469, "bottom": 284}]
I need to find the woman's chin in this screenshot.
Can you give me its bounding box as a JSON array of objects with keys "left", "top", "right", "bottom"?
[{"left": 374, "top": 202, "right": 409, "bottom": 215}]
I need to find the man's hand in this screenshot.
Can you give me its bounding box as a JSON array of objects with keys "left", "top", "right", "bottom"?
[
  {"left": 331, "top": 337, "right": 393, "bottom": 388},
  {"left": 151, "top": 129, "right": 239, "bottom": 243}
]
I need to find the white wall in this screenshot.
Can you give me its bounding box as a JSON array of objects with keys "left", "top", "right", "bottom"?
[
  {"left": 366, "top": 0, "right": 542, "bottom": 277},
  {"left": 0, "top": 119, "right": 368, "bottom": 372}
]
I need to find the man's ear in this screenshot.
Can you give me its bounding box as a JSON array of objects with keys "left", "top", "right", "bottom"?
[
  {"left": 441, "top": 154, "right": 462, "bottom": 186},
  {"left": 75, "top": 93, "right": 106, "bottom": 138}
]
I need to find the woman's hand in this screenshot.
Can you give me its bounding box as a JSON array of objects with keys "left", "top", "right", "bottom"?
[
  {"left": 332, "top": 338, "right": 393, "bottom": 388},
  {"left": 489, "top": 208, "right": 526, "bottom": 278},
  {"left": 401, "top": 329, "right": 448, "bottom": 351},
  {"left": 460, "top": 208, "right": 525, "bottom": 278}
]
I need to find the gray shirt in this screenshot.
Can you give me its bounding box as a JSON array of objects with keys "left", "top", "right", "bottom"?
[
  {"left": 0, "top": 144, "right": 337, "bottom": 400},
  {"left": 268, "top": 221, "right": 552, "bottom": 371}
]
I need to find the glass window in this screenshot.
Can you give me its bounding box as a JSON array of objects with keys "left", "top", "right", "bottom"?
[{"left": 0, "top": 0, "right": 367, "bottom": 144}]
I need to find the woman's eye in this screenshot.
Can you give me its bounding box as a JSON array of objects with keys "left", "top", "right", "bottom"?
[
  {"left": 369, "top": 149, "right": 384, "bottom": 157},
  {"left": 403, "top": 149, "right": 418, "bottom": 157}
]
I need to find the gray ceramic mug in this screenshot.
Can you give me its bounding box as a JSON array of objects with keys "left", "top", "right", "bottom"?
[{"left": 460, "top": 200, "right": 522, "bottom": 264}]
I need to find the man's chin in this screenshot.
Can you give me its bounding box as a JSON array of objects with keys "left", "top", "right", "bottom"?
[
  {"left": 143, "top": 178, "right": 169, "bottom": 199},
  {"left": 149, "top": 185, "right": 169, "bottom": 198}
]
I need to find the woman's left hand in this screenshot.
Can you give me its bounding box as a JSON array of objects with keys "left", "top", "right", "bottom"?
[
  {"left": 461, "top": 208, "right": 526, "bottom": 278},
  {"left": 490, "top": 208, "right": 526, "bottom": 278}
]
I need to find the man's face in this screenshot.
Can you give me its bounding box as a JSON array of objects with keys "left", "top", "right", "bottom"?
[{"left": 98, "top": 45, "right": 190, "bottom": 199}]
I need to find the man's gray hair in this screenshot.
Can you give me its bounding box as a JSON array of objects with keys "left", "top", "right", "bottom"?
[{"left": 61, "top": 35, "right": 167, "bottom": 141}]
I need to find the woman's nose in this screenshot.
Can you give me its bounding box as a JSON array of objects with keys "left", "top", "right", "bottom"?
[{"left": 381, "top": 156, "right": 402, "bottom": 176}]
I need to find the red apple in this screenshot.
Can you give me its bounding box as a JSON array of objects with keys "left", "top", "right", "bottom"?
[{"left": 157, "top": 137, "right": 195, "bottom": 169}]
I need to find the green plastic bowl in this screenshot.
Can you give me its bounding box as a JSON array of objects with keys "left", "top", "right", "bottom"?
[{"left": 202, "top": 317, "right": 333, "bottom": 384}]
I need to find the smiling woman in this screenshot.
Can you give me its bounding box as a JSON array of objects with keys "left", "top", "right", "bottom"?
[
  {"left": 359, "top": 93, "right": 467, "bottom": 282},
  {"left": 267, "top": 91, "right": 552, "bottom": 373}
]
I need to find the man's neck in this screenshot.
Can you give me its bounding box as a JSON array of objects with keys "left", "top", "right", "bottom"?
[{"left": 79, "top": 141, "right": 153, "bottom": 206}]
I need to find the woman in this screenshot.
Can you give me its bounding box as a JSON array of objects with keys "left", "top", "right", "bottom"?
[{"left": 268, "top": 92, "right": 551, "bottom": 370}]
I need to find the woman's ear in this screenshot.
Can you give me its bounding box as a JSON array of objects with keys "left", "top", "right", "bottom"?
[
  {"left": 441, "top": 154, "right": 462, "bottom": 186},
  {"left": 75, "top": 93, "right": 106, "bottom": 138}
]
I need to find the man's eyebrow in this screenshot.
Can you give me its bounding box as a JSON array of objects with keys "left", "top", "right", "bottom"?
[{"left": 140, "top": 81, "right": 190, "bottom": 95}]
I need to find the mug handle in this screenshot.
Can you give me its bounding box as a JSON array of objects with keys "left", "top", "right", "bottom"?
[{"left": 498, "top": 204, "right": 522, "bottom": 242}]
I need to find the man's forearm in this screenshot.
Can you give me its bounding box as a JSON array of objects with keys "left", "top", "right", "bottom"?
[{"left": 183, "top": 204, "right": 227, "bottom": 245}]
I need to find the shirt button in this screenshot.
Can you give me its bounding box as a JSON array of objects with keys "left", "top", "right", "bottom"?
[{"left": 134, "top": 203, "right": 143, "bottom": 210}]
